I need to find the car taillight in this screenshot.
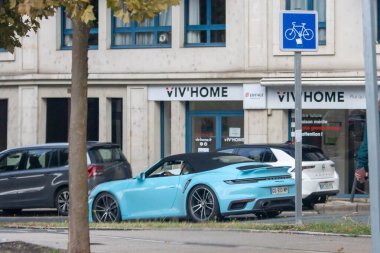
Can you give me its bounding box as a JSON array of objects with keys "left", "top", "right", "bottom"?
[{"left": 87, "top": 165, "right": 104, "bottom": 177}]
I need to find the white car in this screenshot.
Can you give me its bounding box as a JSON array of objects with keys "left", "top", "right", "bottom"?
[{"left": 218, "top": 144, "right": 339, "bottom": 207}]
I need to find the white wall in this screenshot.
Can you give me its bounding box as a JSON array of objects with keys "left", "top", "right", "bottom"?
[{"left": 0, "top": 0, "right": 377, "bottom": 76}]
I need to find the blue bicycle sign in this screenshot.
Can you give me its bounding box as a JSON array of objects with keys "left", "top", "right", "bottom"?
[{"left": 280, "top": 11, "right": 318, "bottom": 51}]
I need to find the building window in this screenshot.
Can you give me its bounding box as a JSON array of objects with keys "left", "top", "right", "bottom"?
[
  {"left": 111, "top": 8, "right": 172, "bottom": 48},
  {"left": 0, "top": 100, "right": 7, "bottom": 152},
  {"left": 46, "top": 98, "right": 99, "bottom": 143},
  {"left": 111, "top": 98, "right": 123, "bottom": 149},
  {"left": 61, "top": 1, "right": 99, "bottom": 49},
  {"left": 286, "top": 0, "right": 326, "bottom": 45},
  {"left": 185, "top": 0, "right": 226, "bottom": 47}
]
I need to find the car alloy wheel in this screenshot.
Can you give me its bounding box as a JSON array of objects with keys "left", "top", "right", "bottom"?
[
  {"left": 92, "top": 193, "right": 121, "bottom": 222},
  {"left": 187, "top": 185, "right": 220, "bottom": 222},
  {"left": 56, "top": 188, "right": 69, "bottom": 216}
]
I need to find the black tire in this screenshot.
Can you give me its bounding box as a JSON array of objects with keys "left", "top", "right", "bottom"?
[
  {"left": 55, "top": 187, "right": 69, "bottom": 216},
  {"left": 254, "top": 211, "right": 282, "bottom": 219},
  {"left": 187, "top": 185, "right": 220, "bottom": 222},
  {"left": 302, "top": 199, "right": 315, "bottom": 209},
  {"left": 92, "top": 192, "right": 121, "bottom": 223},
  {"left": 316, "top": 195, "right": 327, "bottom": 204},
  {"left": 2, "top": 209, "right": 22, "bottom": 215}
]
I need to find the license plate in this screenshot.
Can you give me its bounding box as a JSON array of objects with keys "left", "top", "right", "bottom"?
[
  {"left": 319, "top": 182, "right": 333, "bottom": 190},
  {"left": 271, "top": 186, "right": 289, "bottom": 195}
]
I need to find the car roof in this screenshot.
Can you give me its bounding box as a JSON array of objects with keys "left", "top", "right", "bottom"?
[
  {"left": 218, "top": 143, "right": 322, "bottom": 152},
  {"left": 161, "top": 152, "right": 252, "bottom": 173},
  {"left": 0, "top": 142, "right": 120, "bottom": 153}
]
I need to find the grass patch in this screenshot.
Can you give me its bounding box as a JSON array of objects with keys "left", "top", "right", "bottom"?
[{"left": 0, "top": 218, "right": 370, "bottom": 236}]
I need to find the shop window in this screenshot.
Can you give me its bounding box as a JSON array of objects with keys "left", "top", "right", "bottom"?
[
  {"left": 111, "top": 98, "right": 123, "bottom": 149},
  {"left": 185, "top": 0, "right": 226, "bottom": 47},
  {"left": 61, "top": 1, "right": 99, "bottom": 49},
  {"left": 0, "top": 100, "right": 7, "bottom": 152},
  {"left": 46, "top": 98, "right": 99, "bottom": 143},
  {"left": 111, "top": 8, "right": 172, "bottom": 48},
  {"left": 87, "top": 98, "right": 99, "bottom": 141},
  {"left": 46, "top": 98, "right": 69, "bottom": 143},
  {"left": 286, "top": 0, "right": 326, "bottom": 45}
]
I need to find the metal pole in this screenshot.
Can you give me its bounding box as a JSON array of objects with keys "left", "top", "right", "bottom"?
[
  {"left": 362, "top": 0, "right": 380, "bottom": 252},
  {"left": 294, "top": 51, "right": 302, "bottom": 225}
]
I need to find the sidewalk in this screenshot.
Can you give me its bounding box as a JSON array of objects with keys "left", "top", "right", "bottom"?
[{"left": 314, "top": 195, "right": 370, "bottom": 214}]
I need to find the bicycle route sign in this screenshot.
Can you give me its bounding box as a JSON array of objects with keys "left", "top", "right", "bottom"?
[{"left": 280, "top": 11, "right": 318, "bottom": 52}]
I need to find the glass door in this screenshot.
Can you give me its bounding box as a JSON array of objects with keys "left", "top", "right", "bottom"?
[
  {"left": 188, "top": 113, "right": 244, "bottom": 152},
  {"left": 191, "top": 116, "right": 216, "bottom": 153}
]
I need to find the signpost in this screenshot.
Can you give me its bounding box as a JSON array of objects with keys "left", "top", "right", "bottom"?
[
  {"left": 361, "top": 1, "right": 380, "bottom": 252},
  {"left": 280, "top": 10, "right": 318, "bottom": 225}
]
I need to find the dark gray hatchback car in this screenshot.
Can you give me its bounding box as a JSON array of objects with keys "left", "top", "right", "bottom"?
[{"left": 0, "top": 142, "right": 132, "bottom": 216}]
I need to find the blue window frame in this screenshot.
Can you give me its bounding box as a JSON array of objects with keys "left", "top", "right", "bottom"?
[
  {"left": 286, "top": 0, "right": 326, "bottom": 45},
  {"left": 185, "top": 0, "right": 226, "bottom": 47},
  {"left": 61, "top": 2, "right": 99, "bottom": 50},
  {"left": 111, "top": 8, "right": 172, "bottom": 48},
  {"left": 186, "top": 103, "right": 244, "bottom": 152}
]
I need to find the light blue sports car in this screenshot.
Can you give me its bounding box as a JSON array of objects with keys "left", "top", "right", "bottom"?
[{"left": 88, "top": 152, "right": 295, "bottom": 222}]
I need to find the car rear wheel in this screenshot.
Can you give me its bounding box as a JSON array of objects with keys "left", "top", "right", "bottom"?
[
  {"left": 92, "top": 192, "right": 121, "bottom": 222},
  {"left": 187, "top": 185, "right": 220, "bottom": 222},
  {"left": 55, "top": 188, "right": 69, "bottom": 216}
]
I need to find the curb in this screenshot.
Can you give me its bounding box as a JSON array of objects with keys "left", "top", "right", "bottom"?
[{"left": 314, "top": 200, "right": 370, "bottom": 214}]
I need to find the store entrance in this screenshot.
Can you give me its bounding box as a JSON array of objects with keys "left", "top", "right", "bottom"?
[{"left": 187, "top": 101, "right": 244, "bottom": 153}]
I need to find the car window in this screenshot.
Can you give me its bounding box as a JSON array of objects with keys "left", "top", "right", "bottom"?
[
  {"left": 88, "top": 147, "right": 126, "bottom": 163},
  {"left": 283, "top": 147, "right": 329, "bottom": 161},
  {"left": 26, "top": 149, "right": 55, "bottom": 170},
  {"left": 180, "top": 162, "right": 195, "bottom": 175},
  {"left": 211, "top": 155, "right": 253, "bottom": 164},
  {"left": 237, "top": 148, "right": 266, "bottom": 162},
  {"left": 147, "top": 160, "right": 184, "bottom": 178},
  {"left": 58, "top": 149, "right": 69, "bottom": 166},
  {"left": 302, "top": 148, "right": 329, "bottom": 161},
  {"left": 0, "top": 151, "right": 24, "bottom": 172},
  {"left": 218, "top": 148, "right": 234, "bottom": 154}
]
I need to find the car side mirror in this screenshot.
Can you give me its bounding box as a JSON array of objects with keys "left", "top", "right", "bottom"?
[{"left": 137, "top": 172, "right": 145, "bottom": 181}]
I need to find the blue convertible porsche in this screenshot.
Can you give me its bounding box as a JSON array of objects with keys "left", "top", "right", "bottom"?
[{"left": 89, "top": 152, "right": 295, "bottom": 222}]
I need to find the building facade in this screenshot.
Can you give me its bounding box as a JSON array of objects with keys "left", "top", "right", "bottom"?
[{"left": 0, "top": 0, "right": 377, "bottom": 194}]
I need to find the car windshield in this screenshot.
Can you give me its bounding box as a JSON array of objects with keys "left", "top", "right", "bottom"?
[
  {"left": 88, "top": 146, "right": 126, "bottom": 163},
  {"left": 285, "top": 147, "right": 329, "bottom": 161}
]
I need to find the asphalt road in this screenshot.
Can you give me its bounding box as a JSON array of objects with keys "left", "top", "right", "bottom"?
[
  {"left": 0, "top": 209, "right": 372, "bottom": 252},
  {"left": 0, "top": 227, "right": 371, "bottom": 253}
]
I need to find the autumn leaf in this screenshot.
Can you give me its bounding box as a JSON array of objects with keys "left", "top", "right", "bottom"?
[{"left": 81, "top": 5, "right": 95, "bottom": 23}]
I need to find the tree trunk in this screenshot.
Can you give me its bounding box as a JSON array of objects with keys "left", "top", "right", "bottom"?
[{"left": 68, "top": 18, "right": 91, "bottom": 253}]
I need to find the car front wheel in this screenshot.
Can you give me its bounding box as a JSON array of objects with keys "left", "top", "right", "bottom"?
[
  {"left": 187, "top": 185, "right": 220, "bottom": 222},
  {"left": 92, "top": 192, "right": 121, "bottom": 222},
  {"left": 55, "top": 188, "right": 69, "bottom": 216}
]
